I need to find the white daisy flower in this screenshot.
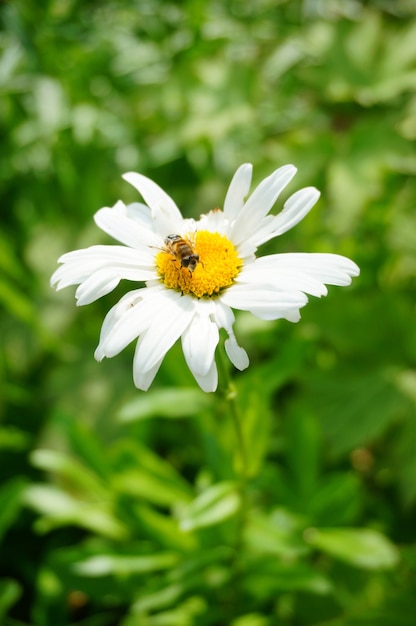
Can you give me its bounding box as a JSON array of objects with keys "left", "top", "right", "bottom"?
[{"left": 51, "top": 164, "right": 359, "bottom": 392}]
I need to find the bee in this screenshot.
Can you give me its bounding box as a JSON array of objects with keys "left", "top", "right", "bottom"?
[{"left": 164, "top": 234, "right": 199, "bottom": 273}]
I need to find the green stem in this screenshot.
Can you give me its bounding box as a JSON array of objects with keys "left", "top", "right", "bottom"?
[
  {"left": 217, "top": 346, "right": 248, "bottom": 480},
  {"left": 217, "top": 344, "right": 249, "bottom": 616}
]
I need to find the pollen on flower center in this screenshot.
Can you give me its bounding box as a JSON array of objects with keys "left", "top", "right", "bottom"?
[{"left": 156, "top": 230, "right": 242, "bottom": 298}]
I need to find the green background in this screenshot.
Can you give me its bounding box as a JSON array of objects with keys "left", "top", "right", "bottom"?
[{"left": 1, "top": 1, "right": 416, "bottom": 624}]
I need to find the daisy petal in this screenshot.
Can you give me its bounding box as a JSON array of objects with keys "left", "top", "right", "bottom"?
[
  {"left": 236, "top": 253, "right": 359, "bottom": 308},
  {"left": 52, "top": 246, "right": 155, "bottom": 305},
  {"left": 285, "top": 308, "right": 302, "bottom": 323},
  {"left": 182, "top": 309, "right": 219, "bottom": 377},
  {"left": 225, "top": 334, "right": 249, "bottom": 371},
  {"left": 190, "top": 359, "right": 218, "bottom": 393},
  {"left": 231, "top": 165, "right": 297, "bottom": 245},
  {"left": 133, "top": 336, "right": 164, "bottom": 391},
  {"left": 212, "top": 300, "right": 236, "bottom": 331},
  {"left": 95, "top": 290, "right": 143, "bottom": 361},
  {"left": 223, "top": 163, "right": 253, "bottom": 219},
  {"left": 56, "top": 245, "right": 153, "bottom": 268},
  {"left": 94, "top": 201, "right": 160, "bottom": 248},
  {"left": 134, "top": 292, "right": 196, "bottom": 373},
  {"left": 122, "top": 171, "right": 183, "bottom": 236},
  {"left": 252, "top": 187, "right": 320, "bottom": 246},
  {"left": 51, "top": 245, "right": 155, "bottom": 292},
  {"left": 74, "top": 270, "right": 121, "bottom": 305},
  {"left": 198, "top": 209, "right": 229, "bottom": 235},
  {"left": 221, "top": 284, "right": 308, "bottom": 321},
  {"left": 95, "top": 286, "right": 164, "bottom": 360},
  {"left": 125, "top": 202, "right": 155, "bottom": 229},
  {"left": 212, "top": 301, "right": 249, "bottom": 370},
  {"left": 237, "top": 263, "right": 328, "bottom": 298},
  {"left": 254, "top": 253, "right": 360, "bottom": 285},
  {"left": 274, "top": 187, "right": 320, "bottom": 236}
]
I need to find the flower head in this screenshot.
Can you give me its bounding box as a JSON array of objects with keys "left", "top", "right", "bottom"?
[{"left": 51, "top": 164, "right": 359, "bottom": 392}]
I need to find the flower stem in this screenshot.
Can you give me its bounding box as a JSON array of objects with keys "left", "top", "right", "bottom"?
[
  {"left": 217, "top": 344, "right": 249, "bottom": 616},
  {"left": 217, "top": 346, "right": 248, "bottom": 480}
]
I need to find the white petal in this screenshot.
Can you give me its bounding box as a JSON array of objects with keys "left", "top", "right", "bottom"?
[
  {"left": 125, "top": 202, "right": 155, "bottom": 229},
  {"left": 212, "top": 299, "right": 236, "bottom": 331},
  {"left": 51, "top": 245, "right": 156, "bottom": 306},
  {"left": 223, "top": 163, "right": 253, "bottom": 219},
  {"left": 221, "top": 284, "right": 308, "bottom": 321},
  {"left": 197, "top": 209, "right": 229, "bottom": 235},
  {"left": 94, "top": 201, "right": 159, "bottom": 249},
  {"left": 231, "top": 165, "right": 297, "bottom": 245},
  {"left": 94, "top": 286, "right": 164, "bottom": 360},
  {"left": 253, "top": 253, "right": 360, "bottom": 285},
  {"left": 51, "top": 245, "right": 156, "bottom": 291},
  {"left": 181, "top": 218, "right": 198, "bottom": 236},
  {"left": 134, "top": 359, "right": 163, "bottom": 391},
  {"left": 133, "top": 336, "right": 164, "bottom": 391},
  {"left": 57, "top": 245, "right": 153, "bottom": 268},
  {"left": 252, "top": 187, "right": 320, "bottom": 247},
  {"left": 57, "top": 267, "right": 155, "bottom": 302},
  {"left": 285, "top": 308, "right": 302, "bottom": 323},
  {"left": 74, "top": 270, "right": 122, "bottom": 305},
  {"left": 237, "top": 263, "right": 329, "bottom": 298},
  {"left": 190, "top": 359, "right": 218, "bottom": 393},
  {"left": 211, "top": 301, "right": 249, "bottom": 370},
  {"left": 182, "top": 311, "right": 219, "bottom": 377},
  {"left": 122, "top": 172, "right": 183, "bottom": 237},
  {"left": 225, "top": 334, "right": 249, "bottom": 371},
  {"left": 234, "top": 238, "right": 258, "bottom": 261},
  {"left": 133, "top": 291, "right": 196, "bottom": 373},
  {"left": 231, "top": 252, "right": 359, "bottom": 319},
  {"left": 275, "top": 187, "right": 320, "bottom": 236}
]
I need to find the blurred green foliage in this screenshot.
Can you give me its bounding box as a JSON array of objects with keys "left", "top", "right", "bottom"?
[{"left": 1, "top": 0, "right": 416, "bottom": 624}]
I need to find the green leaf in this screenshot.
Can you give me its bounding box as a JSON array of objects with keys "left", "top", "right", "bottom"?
[
  {"left": 305, "top": 528, "right": 399, "bottom": 570},
  {"left": 23, "top": 484, "right": 128, "bottom": 540},
  {"left": 57, "top": 415, "right": 112, "bottom": 480},
  {"left": 133, "top": 504, "right": 196, "bottom": 551},
  {"left": 131, "top": 584, "right": 184, "bottom": 614},
  {"left": 0, "top": 477, "right": 26, "bottom": 543},
  {"left": 244, "top": 559, "right": 332, "bottom": 597},
  {"left": 118, "top": 387, "right": 211, "bottom": 422},
  {"left": 0, "top": 426, "right": 30, "bottom": 451},
  {"left": 306, "top": 369, "right": 412, "bottom": 458},
  {"left": 111, "top": 441, "right": 193, "bottom": 506},
  {"left": 245, "top": 509, "right": 307, "bottom": 559},
  {"left": 124, "top": 596, "right": 206, "bottom": 626},
  {"left": 73, "top": 552, "right": 179, "bottom": 577},
  {"left": 0, "top": 277, "right": 36, "bottom": 325},
  {"left": 231, "top": 615, "right": 270, "bottom": 626},
  {"left": 236, "top": 382, "right": 272, "bottom": 478},
  {"left": 0, "top": 579, "right": 21, "bottom": 619},
  {"left": 286, "top": 411, "right": 321, "bottom": 506},
  {"left": 178, "top": 482, "right": 240, "bottom": 531},
  {"left": 114, "top": 469, "right": 191, "bottom": 507},
  {"left": 309, "top": 472, "right": 363, "bottom": 526},
  {"left": 30, "top": 449, "right": 109, "bottom": 499}
]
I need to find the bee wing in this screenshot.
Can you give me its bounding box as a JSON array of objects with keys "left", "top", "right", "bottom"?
[
  {"left": 149, "top": 243, "right": 168, "bottom": 254},
  {"left": 185, "top": 229, "right": 197, "bottom": 247}
]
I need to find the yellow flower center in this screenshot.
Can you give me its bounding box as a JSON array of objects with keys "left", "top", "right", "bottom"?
[{"left": 156, "top": 230, "right": 242, "bottom": 298}]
